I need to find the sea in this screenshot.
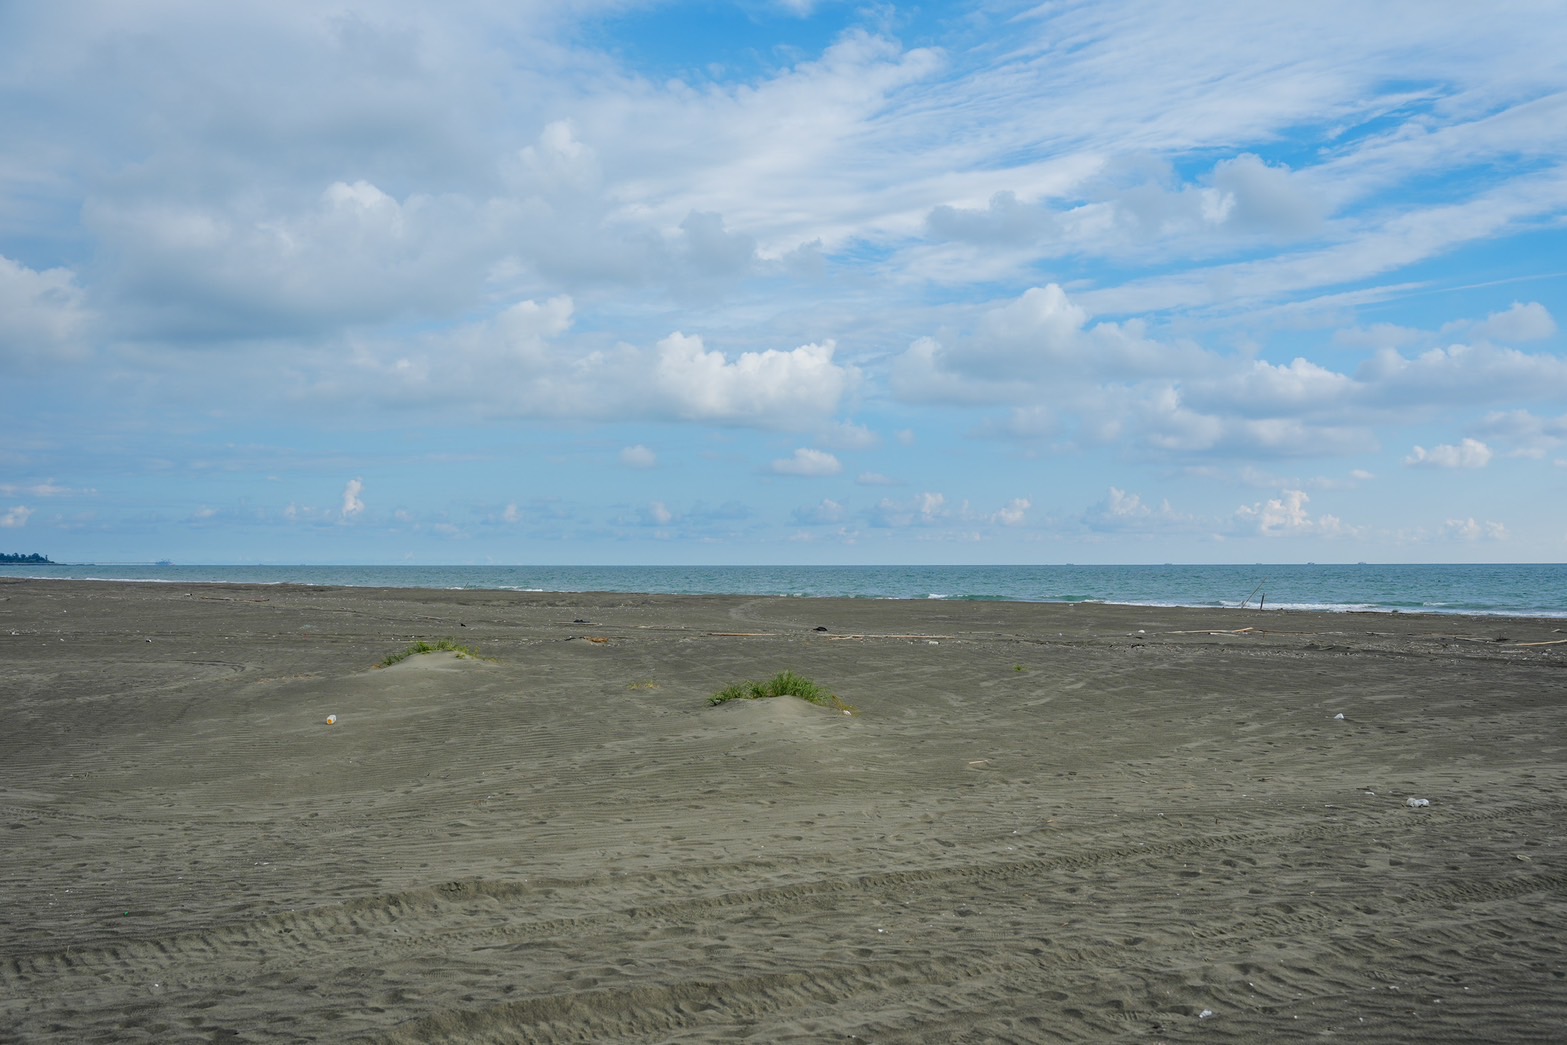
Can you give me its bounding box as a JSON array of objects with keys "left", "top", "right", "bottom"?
[{"left": 1, "top": 562, "right": 1563, "bottom": 618}]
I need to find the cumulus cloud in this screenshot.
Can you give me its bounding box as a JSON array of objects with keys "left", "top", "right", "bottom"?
[
  {"left": 1082, "top": 487, "right": 1186, "bottom": 533},
  {"left": 341, "top": 478, "right": 365, "bottom": 518},
  {"left": 1204, "top": 154, "right": 1327, "bottom": 237},
  {"left": 894, "top": 282, "right": 1223, "bottom": 408},
  {"left": 620, "top": 445, "right": 657, "bottom": 468},
  {"left": 899, "top": 283, "right": 1567, "bottom": 466},
  {"left": 654, "top": 336, "right": 856, "bottom": 425},
  {"left": 1474, "top": 409, "right": 1567, "bottom": 457},
  {"left": 88, "top": 179, "right": 504, "bottom": 340},
  {"left": 1, "top": 506, "right": 33, "bottom": 528},
  {"left": 770, "top": 448, "right": 842, "bottom": 476},
  {"left": 1185, "top": 357, "right": 1357, "bottom": 417},
  {"left": 1405, "top": 438, "right": 1492, "bottom": 468},
  {"left": 1459, "top": 301, "right": 1557, "bottom": 344},
  {"left": 792, "top": 498, "right": 846, "bottom": 524},
  {"left": 992, "top": 498, "right": 1030, "bottom": 526},
  {"left": 677, "top": 211, "right": 757, "bottom": 280},
  {"left": 820, "top": 421, "right": 880, "bottom": 451},
  {"left": 342, "top": 301, "right": 858, "bottom": 429},
  {"left": 926, "top": 190, "right": 1058, "bottom": 246},
  {"left": 0, "top": 256, "right": 91, "bottom": 368},
  {"left": 869, "top": 491, "right": 946, "bottom": 527},
  {"left": 518, "top": 119, "right": 600, "bottom": 192},
  {"left": 1359, "top": 342, "right": 1567, "bottom": 407},
  {"left": 1232, "top": 489, "right": 1353, "bottom": 538},
  {"left": 1444, "top": 517, "right": 1509, "bottom": 541},
  {"left": 1234, "top": 490, "right": 1313, "bottom": 535}
]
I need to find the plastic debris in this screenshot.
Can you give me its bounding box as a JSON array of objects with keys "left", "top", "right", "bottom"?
[
  {"left": 1199, "top": 1009, "right": 1215, "bottom": 1019},
  {"left": 1333, "top": 712, "right": 1346, "bottom": 720},
  {"left": 325, "top": 714, "right": 337, "bottom": 726},
  {"left": 1405, "top": 797, "right": 1430, "bottom": 808}
]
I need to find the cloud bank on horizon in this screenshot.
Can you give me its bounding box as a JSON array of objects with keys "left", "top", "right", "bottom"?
[{"left": 2, "top": 0, "right": 1565, "bottom": 564}]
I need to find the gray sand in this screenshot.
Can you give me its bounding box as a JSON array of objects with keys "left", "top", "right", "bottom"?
[{"left": 3, "top": 579, "right": 1566, "bottom": 1042}]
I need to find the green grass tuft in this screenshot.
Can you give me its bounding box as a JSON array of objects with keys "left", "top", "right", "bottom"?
[
  {"left": 709, "top": 670, "right": 857, "bottom": 715},
  {"left": 378, "top": 638, "right": 483, "bottom": 668}
]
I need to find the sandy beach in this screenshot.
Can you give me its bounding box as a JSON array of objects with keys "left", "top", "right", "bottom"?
[{"left": 2, "top": 578, "right": 1566, "bottom": 1042}]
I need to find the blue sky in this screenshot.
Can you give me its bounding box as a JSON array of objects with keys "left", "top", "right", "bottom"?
[{"left": 3, "top": 0, "right": 1566, "bottom": 565}]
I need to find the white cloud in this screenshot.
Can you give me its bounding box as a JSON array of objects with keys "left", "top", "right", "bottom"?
[
  {"left": 339, "top": 303, "right": 858, "bottom": 430},
  {"left": 1083, "top": 487, "right": 1187, "bottom": 533},
  {"left": 893, "top": 283, "right": 1206, "bottom": 401},
  {"left": 677, "top": 211, "right": 757, "bottom": 279},
  {"left": 619, "top": 445, "right": 657, "bottom": 469},
  {"left": 341, "top": 478, "right": 365, "bottom": 518},
  {"left": 770, "top": 448, "right": 842, "bottom": 476},
  {"left": 869, "top": 491, "right": 947, "bottom": 528},
  {"left": 1233, "top": 489, "right": 1354, "bottom": 538},
  {"left": 1, "top": 506, "right": 33, "bottom": 528},
  {"left": 1405, "top": 438, "right": 1493, "bottom": 469},
  {"left": 1444, "top": 517, "right": 1509, "bottom": 541},
  {"left": 1460, "top": 301, "right": 1557, "bottom": 343},
  {"left": 1206, "top": 153, "right": 1327, "bottom": 237},
  {"left": 0, "top": 255, "right": 91, "bottom": 367},
  {"left": 87, "top": 180, "right": 505, "bottom": 340},
  {"left": 792, "top": 498, "right": 845, "bottom": 524},
  {"left": 926, "top": 190, "right": 1058, "bottom": 247},
  {"left": 518, "top": 119, "right": 600, "bottom": 192},
  {"left": 856, "top": 472, "right": 896, "bottom": 486},
  {"left": 0, "top": 480, "right": 87, "bottom": 497},
  {"left": 1475, "top": 409, "right": 1567, "bottom": 456},
  {"left": 1235, "top": 490, "right": 1311, "bottom": 536},
  {"left": 992, "top": 498, "right": 1030, "bottom": 526},
  {"left": 646, "top": 501, "right": 674, "bottom": 526},
  {"left": 654, "top": 336, "right": 856, "bottom": 426},
  {"left": 820, "top": 421, "right": 880, "bottom": 451},
  {"left": 1186, "top": 357, "right": 1356, "bottom": 416}
]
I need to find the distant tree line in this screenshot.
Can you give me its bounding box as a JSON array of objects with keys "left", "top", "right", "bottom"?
[{"left": 0, "top": 552, "right": 53, "bottom": 563}]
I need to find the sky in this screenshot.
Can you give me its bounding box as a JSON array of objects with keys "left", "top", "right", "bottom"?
[{"left": 3, "top": 0, "right": 1566, "bottom": 565}]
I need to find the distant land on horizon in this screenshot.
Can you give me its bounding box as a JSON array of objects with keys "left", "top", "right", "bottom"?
[{"left": 0, "top": 553, "right": 54, "bottom": 564}]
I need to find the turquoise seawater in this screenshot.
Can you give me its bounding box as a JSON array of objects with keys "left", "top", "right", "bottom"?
[{"left": 2, "top": 562, "right": 1563, "bottom": 617}]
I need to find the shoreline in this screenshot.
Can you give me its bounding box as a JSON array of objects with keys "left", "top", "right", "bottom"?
[
  {"left": 4, "top": 573, "right": 1565, "bottom": 622},
  {"left": 3, "top": 578, "right": 1565, "bottom": 1041}
]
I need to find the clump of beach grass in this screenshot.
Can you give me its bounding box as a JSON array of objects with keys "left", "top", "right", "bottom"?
[
  {"left": 709, "top": 670, "right": 857, "bottom": 715},
  {"left": 378, "top": 638, "right": 484, "bottom": 668}
]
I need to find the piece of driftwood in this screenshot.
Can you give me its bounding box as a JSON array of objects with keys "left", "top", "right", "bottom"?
[{"left": 826, "top": 634, "right": 955, "bottom": 641}]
